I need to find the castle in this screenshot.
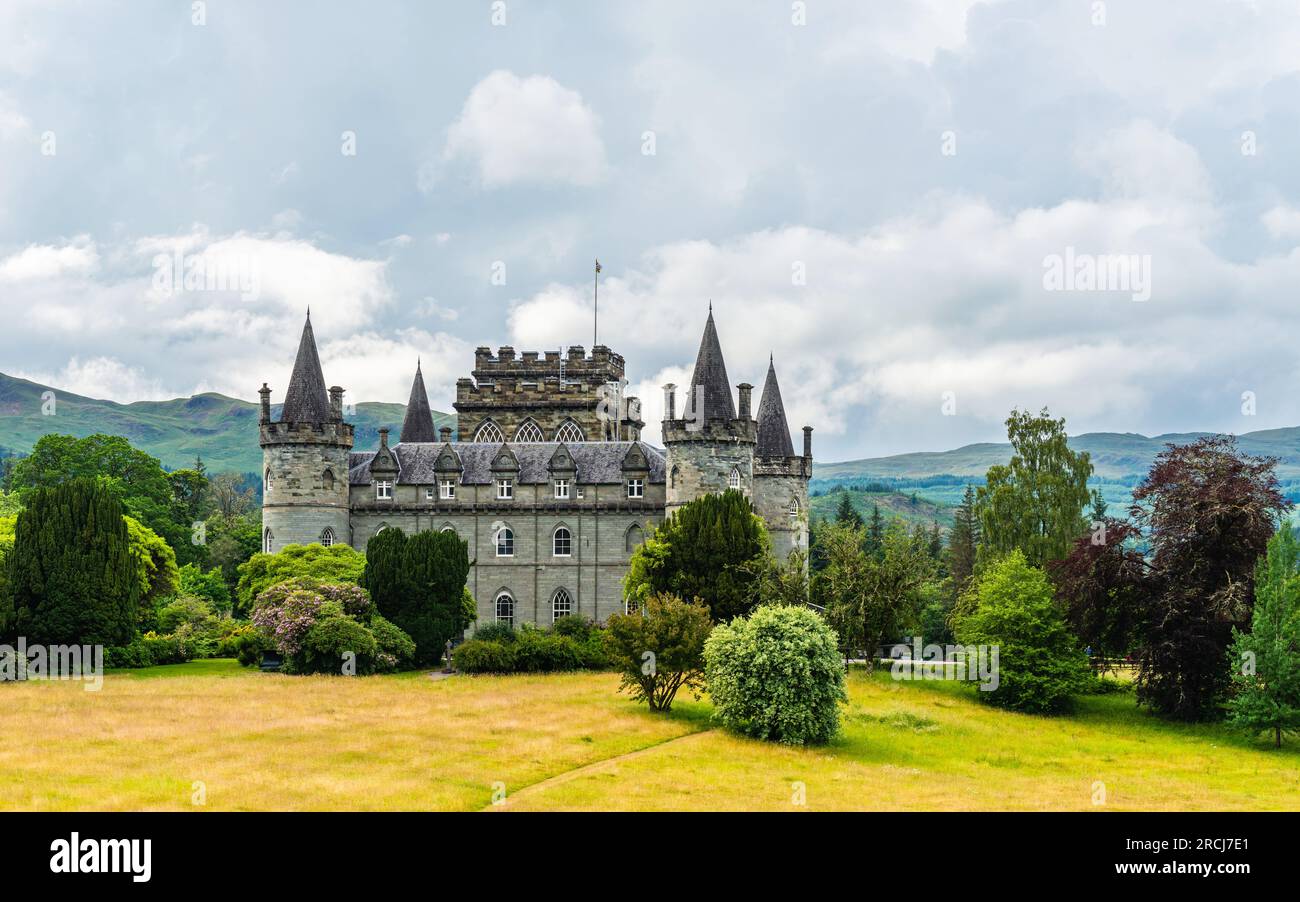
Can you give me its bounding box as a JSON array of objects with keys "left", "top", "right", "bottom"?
[{"left": 258, "top": 309, "right": 812, "bottom": 628}]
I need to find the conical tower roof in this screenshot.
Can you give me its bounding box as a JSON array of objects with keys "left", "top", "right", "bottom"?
[
  {"left": 686, "top": 308, "right": 736, "bottom": 422},
  {"left": 399, "top": 359, "right": 438, "bottom": 443},
  {"left": 756, "top": 356, "right": 795, "bottom": 458},
  {"left": 279, "top": 311, "right": 332, "bottom": 423}
]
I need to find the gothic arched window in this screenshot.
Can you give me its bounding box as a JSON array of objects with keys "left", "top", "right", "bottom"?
[
  {"left": 320, "top": 527, "right": 335, "bottom": 547},
  {"left": 728, "top": 467, "right": 741, "bottom": 490},
  {"left": 552, "top": 588, "right": 573, "bottom": 622},
  {"left": 625, "top": 524, "right": 645, "bottom": 553},
  {"left": 514, "top": 420, "right": 545, "bottom": 443},
  {"left": 263, "top": 528, "right": 274, "bottom": 553},
  {"left": 264, "top": 467, "right": 272, "bottom": 492},
  {"left": 474, "top": 420, "right": 504, "bottom": 443},
  {"left": 554, "top": 420, "right": 585, "bottom": 443},
  {"left": 496, "top": 526, "right": 515, "bottom": 557},
  {"left": 322, "top": 469, "right": 335, "bottom": 491},
  {"left": 495, "top": 591, "right": 515, "bottom": 627}
]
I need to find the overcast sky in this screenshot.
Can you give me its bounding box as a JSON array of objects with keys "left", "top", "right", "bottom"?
[{"left": 4, "top": 0, "right": 1300, "bottom": 461}]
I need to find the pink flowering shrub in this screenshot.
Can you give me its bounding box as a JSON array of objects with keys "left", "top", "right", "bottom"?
[{"left": 249, "top": 577, "right": 413, "bottom": 674}]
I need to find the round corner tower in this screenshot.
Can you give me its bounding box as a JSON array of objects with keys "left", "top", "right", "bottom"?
[
  {"left": 259, "top": 313, "right": 354, "bottom": 553},
  {"left": 751, "top": 357, "right": 812, "bottom": 563},
  {"left": 662, "top": 309, "right": 758, "bottom": 515}
]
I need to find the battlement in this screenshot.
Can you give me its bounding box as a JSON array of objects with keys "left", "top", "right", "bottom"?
[
  {"left": 661, "top": 417, "right": 758, "bottom": 445},
  {"left": 470, "top": 344, "right": 624, "bottom": 384},
  {"left": 259, "top": 420, "right": 355, "bottom": 448}
]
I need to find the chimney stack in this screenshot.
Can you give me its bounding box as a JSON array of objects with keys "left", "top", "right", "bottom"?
[
  {"left": 662, "top": 383, "right": 677, "bottom": 421},
  {"left": 439, "top": 426, "right": 452, "bottom": 443},
  {"left": 803, "top": 426, "right": 813, "bottom": 460},
  {"left": 259, "top": 384, "right": 272, "bottom": 425},
  {"left": 379, "top": 427, "right": 390, "bottom": 450},
  {"left": 329, "top": 386, "right": 344, "bottom": 422},
  {"left": 737, "top": 383, "right": 753, "bottom": 420}
]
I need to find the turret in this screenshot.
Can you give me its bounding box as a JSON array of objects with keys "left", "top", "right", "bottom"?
[
  {"left": 752, "top": 356, "right": 811, "bottom": 562},
  {"left": 259, "top": 312, "right": 354, "bottom": 552},
  {"left": 662, "top": 307, "right": 757, "bottom": 514}
]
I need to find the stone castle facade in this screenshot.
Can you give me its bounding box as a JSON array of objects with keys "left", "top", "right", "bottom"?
[{"left": 259, "top": 309, "right": 811, "bottom": 629}]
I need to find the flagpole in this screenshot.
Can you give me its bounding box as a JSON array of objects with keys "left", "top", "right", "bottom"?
[{"left": 593, "top": 259, "right": 600, "bottom": 348}]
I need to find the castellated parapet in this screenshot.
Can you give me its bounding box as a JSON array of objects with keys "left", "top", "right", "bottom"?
[{"left": 454, "top": 344, "right": 643, "bottom": 443}]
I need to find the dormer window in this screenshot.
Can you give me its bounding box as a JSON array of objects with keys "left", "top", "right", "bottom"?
[
  {"left": 554, "top": 479, "right": 570, "bottom": 500},
  {"left": 439, "top": 479, "right": 456, "bottom": 500},
  {"left": 626, "top": 478, "right": 644, "bottom": 499},
  {"left": 496, "top": 478, "right": 514, "bottom": 500},
  {"left": 376, "top": 480, "right": 393, "bottom": 500}
]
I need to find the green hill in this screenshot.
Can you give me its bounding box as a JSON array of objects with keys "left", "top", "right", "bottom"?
[
  {"left": 810, "top": 487, "right": 954, "bottom": 530},
  {"left": 0, "top": 372, "right": 455, "bottom": 475}
]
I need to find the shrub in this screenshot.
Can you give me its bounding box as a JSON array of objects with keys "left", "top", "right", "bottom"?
[
  {"left": 370, "top": 614, "right": 417, "bottom": 672},
  {"left": 453, "top": 638, "right": 517, "bottom": 673},
  {"left": 294, "top": 614, "right": 379, "bottom": 675},
  {"left": 551, "top": 615, "right": 593, "bottom": 640},
  {"left": 230, "top": 627, "right": 272, "bottom": 668},
  {"left": 235, "top": 543, "right": 366, "bottom": 616},
  {"left": 473, "top": 622, "right": 516, "bottom": 643},
  {"left": 511, "top": 627, "right": 584, "bottom": 672},
  {"left": 250, "top": 578, "right": 372, "bottom": 658},
  {"left": 704, "top": 604, "right": 846, "bottom": 744},
  {"left": 953, "top": 551, "right": 1090, "bottom": 714},
  {"left": 605, "top": 593, "right": 712, "bottom": 711}
]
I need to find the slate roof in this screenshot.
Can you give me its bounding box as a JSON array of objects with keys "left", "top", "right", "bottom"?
[
  {"left": 279, "top": 312, "right": 333, "bottom": 423},
  {"left": 756, "top": 356, "right": 796, "bottom": 458},
  {"left": 686, "top": 309, "right": 736, "bottom": 422},
  {"left": 349, "top": 441, "right": 666, "bottom": 486},
  {"left": 399, "top": 361, "right": 438, "bottom": 443}
]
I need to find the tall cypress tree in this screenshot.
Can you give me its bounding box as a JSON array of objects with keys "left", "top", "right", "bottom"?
[
  {"left": 9, "top": 478, "right": 140, "bottom": 645},
  {"left": 834, "top": 491, "right": 863, "bottom": 529},
  {"left": 626, "top": 490, "right": 769, "bottom": 622},
  {"left": 363, "top": 527, "right": 471, "bottom": 665},
  {"left": 948, "top": 485, "right": 980, "bottom": 601}
]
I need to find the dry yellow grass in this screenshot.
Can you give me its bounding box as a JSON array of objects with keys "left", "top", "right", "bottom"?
[
  {"left": 0, "top": 661, "right": 698, "bottom": 811},
  {"left": 3, "top": 660, "right": 1299, "bottom": 811}
]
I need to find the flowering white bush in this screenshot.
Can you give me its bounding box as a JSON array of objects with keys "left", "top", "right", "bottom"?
[{"left": 704, "top": 604, "right": 847, "bottom": 745}]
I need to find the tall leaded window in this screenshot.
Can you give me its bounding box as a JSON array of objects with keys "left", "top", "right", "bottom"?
[
  {"left": 625, "top": 524, "right": 645, "bottom": 553},
  {"left": 496, "top": 527, "right": 515, "bottom": 557},
  {"left": 264, "top": 467, "right": 272, "bottom": 492},
  {"left": 553, "top": 526, "right": 572, "bottom": 557},
  {"left": 514, "top": 420, "right": 545, "bottom": 442},
  {"left": 263, "top": 528, "right": 274, "bottom": 553},
  {"left": 495, "top": 592, "right": 515, "bottom": 627},
  {"left": 474, "top": 420, "right": 504, "bottom": 443},
  {"left": 728, "top": 467, "right": 741, "bottom": 490},
  {"left": 552, "top": 588, "right": 573, "bottom": 622},
  {"left": 320, "top": 527, "right": 335, "bottom": 547},
  {"left": 554, "top": 420, "right": 585, "bottom": 443},
  {"left": 322, "top": 469, "right": 335, "bottom": 491}
]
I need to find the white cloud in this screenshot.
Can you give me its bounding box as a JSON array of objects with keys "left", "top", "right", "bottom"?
[
  {"left": 0, "top": 238, "right": 98, "bottom": 281},
  {"left": 434, "top": 70, "right": 608, "bottom": 189},
  {"left": 13, "top": 356, "right": 169, "bottom": 403}
]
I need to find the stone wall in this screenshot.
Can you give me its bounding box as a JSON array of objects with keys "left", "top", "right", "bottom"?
[
  {"left": 348, "top": 479, "right": 665, "bottom": 627},
  {"left": 260, "top": 421, "right": 353, "bottom": 552},
  {"left": 753, "top": 468, "right": 810, "bottom": 560}
]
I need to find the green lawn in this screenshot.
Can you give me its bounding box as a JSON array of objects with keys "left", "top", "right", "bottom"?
[{"left": 1, "top": 660, "right": 1297, "bottom": 811}]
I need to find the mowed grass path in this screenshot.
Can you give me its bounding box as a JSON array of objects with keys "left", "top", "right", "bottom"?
[{"left": 2, "top": 660, "right": 1298, "bottom": 811}]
